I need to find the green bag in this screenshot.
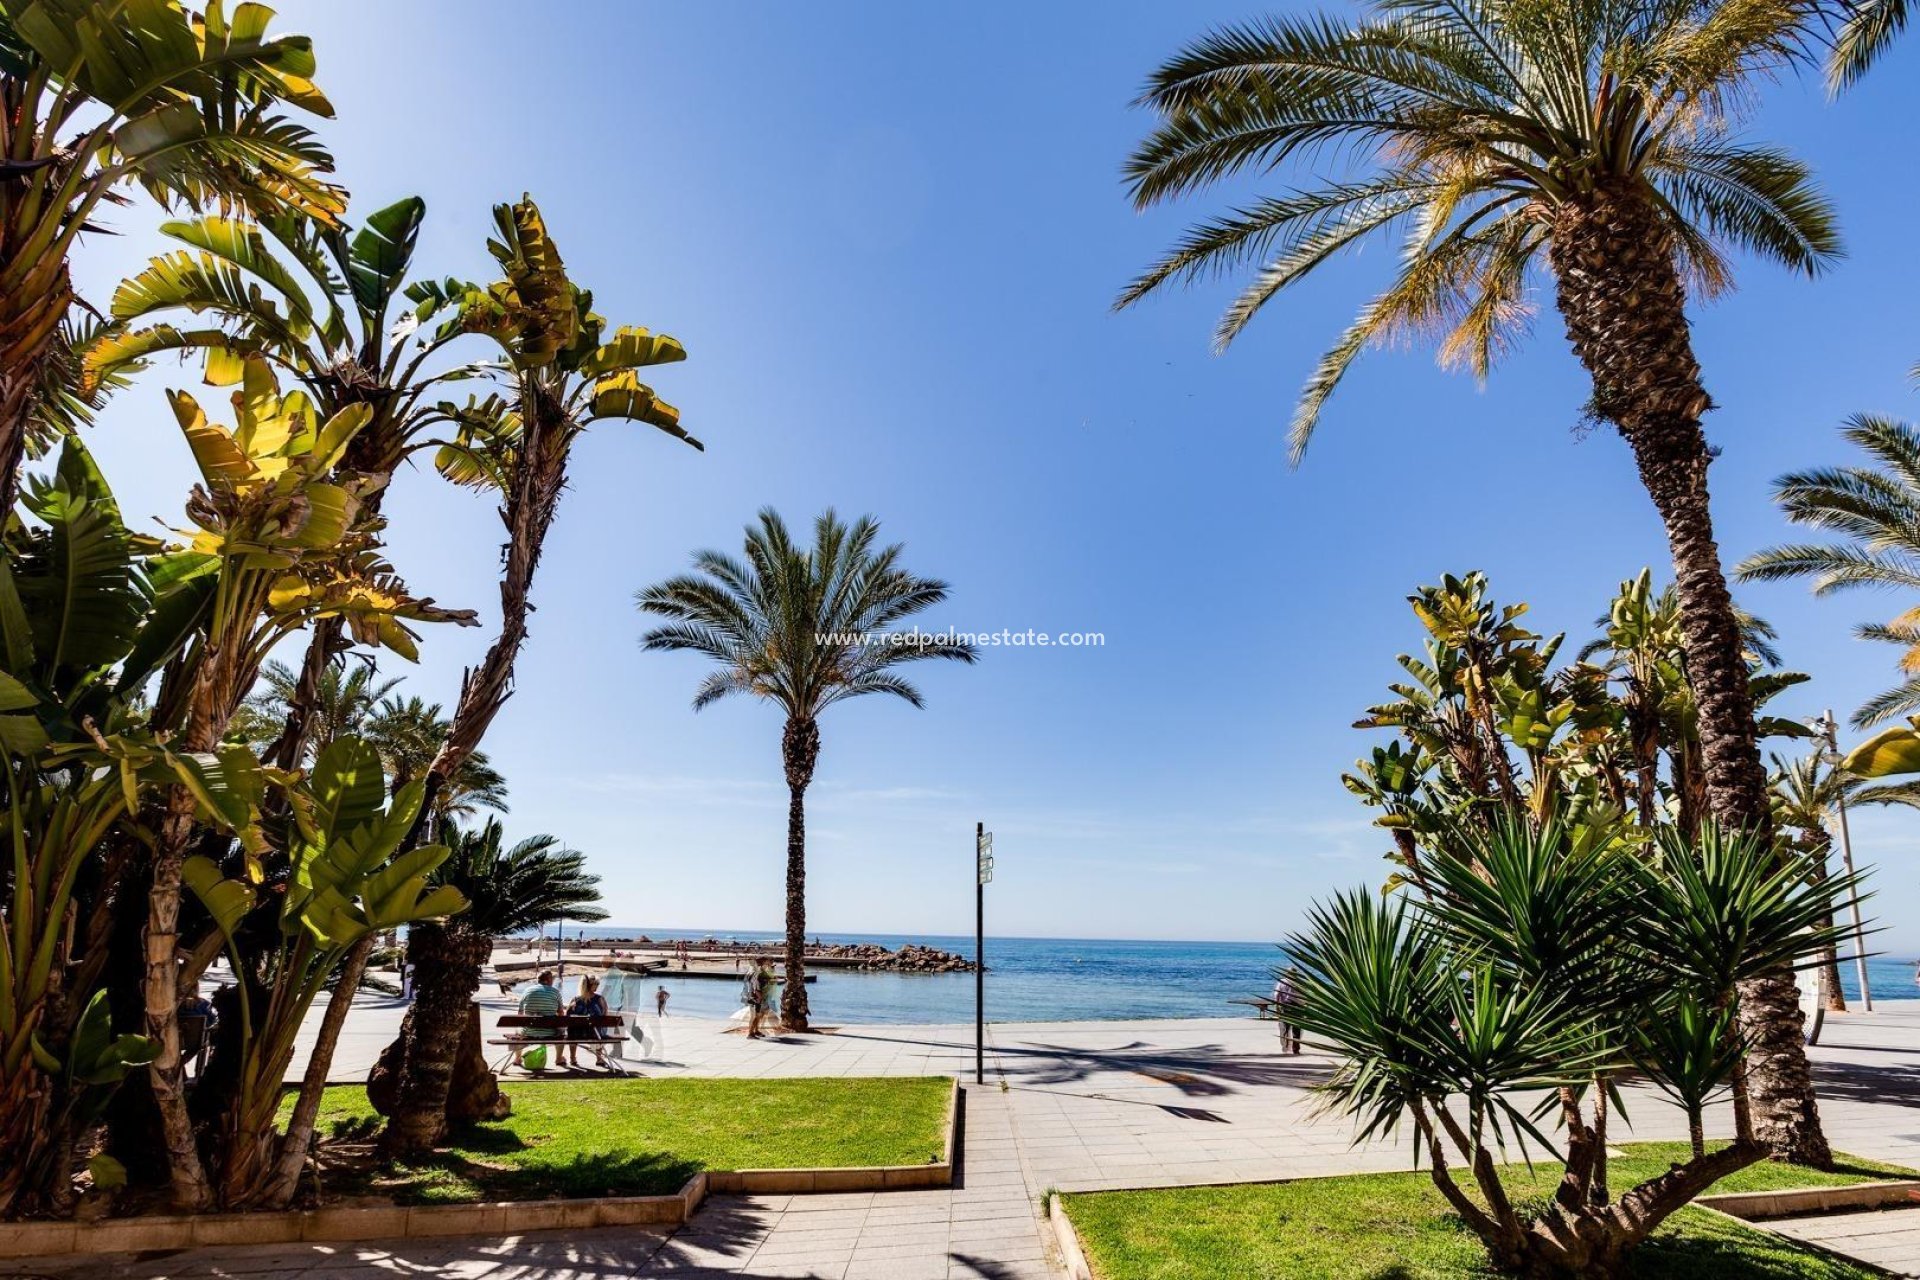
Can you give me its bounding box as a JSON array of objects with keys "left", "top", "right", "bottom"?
[{"left": 523, "top": 1044, "right": 548, "bottom": 1071}]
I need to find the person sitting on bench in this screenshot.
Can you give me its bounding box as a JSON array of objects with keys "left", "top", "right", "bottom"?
[
  {"left": 512, "top": 969, "right": 562, "bottom": 1068},
  {"left": 563, "top": 975, "right": 610, "bottom": 1068}
]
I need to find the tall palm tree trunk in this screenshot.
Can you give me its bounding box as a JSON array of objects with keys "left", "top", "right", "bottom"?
[
  {"left": 1549, "top": 183, "right": 1830, "bottom": 1167},
  {"left": 381, "top": 924, "right": 490, "bottom": 1156},
  {"left": 781, "top": 717, "right": 820, "bottom": 1031}
]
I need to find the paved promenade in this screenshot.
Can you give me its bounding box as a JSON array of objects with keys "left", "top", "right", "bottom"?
[{"left": 20, "top": 1005, "right": 1920, "bottom": 1278}]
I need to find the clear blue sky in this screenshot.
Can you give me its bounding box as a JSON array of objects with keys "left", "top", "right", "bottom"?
[{"left": 64, "top": 2, "right": 1920, "bottom": 948}]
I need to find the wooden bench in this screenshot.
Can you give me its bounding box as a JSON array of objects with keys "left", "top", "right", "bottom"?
[{"left": 488, "top": 1014, "right": 627, "bottom": 1072}]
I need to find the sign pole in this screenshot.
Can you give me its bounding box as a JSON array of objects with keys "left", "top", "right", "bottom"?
[{"left": 975, "top": 822, "right": 985, "bottom": 1085}]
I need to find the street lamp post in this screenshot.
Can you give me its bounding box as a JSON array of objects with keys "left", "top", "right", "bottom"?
[
  {"left": 1813, "top": 709, "right": 1872, "bottom": 1012},
  {"left": 976, "top": 824, "right": 993, "bottom": 1085}
]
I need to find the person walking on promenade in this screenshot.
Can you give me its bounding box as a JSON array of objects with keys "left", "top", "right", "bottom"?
[
  {"left": 1272, "top": 968, "right": 1303, "bottom": 1055},
  {"left": 746, "top": 961, "right": 775, "bottom": 1038},
  {"left": 655, "top": 985, "right": 670, "bottom": 1017}
]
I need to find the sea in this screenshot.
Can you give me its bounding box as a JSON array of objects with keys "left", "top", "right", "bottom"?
[{"left": 525, "top": 928, "right": 1920, "bottom": 1025}]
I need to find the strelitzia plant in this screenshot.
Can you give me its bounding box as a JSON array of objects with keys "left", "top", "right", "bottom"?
[
  {"left": 141, "top": 356, "right": 472, "bottom": 1208},
  {"left": 0, "top": 0, "right": 344, "bottom": 506},
  {"left": 376, "top": 196, "right": 698, "bottom": 1156},
  {"left": 0, "top": 437, "right": 285, "bottom": 1216},
  {"left": 86, "top": 193, "right": 491, "bottom": 768},
  {"left": 184, "top": 737, "right": 465, "bottom": 1208}
]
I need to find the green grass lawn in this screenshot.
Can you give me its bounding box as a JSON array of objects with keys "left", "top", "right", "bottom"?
[
  {"left": 1062, "top": 1143, "right": 1916, "bottom": 1280},
  {"left": 291, "top": 1076, "right": 951, "bottom": 1203}
]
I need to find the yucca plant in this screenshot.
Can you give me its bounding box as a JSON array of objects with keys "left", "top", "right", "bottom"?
[
  {"left": 1122, "top": 0, "right": 1844, "bottom": 1160},
  {"left": 1288, "top": 813, "right": 1858, "bottom": 1277}
]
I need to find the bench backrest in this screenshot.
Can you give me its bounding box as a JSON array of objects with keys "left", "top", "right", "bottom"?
[{"left": 498, "top": 1014, "right": 623, "bottom": 1028}]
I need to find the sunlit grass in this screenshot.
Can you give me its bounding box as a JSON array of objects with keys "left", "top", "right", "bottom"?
[
  {"left": 291, "top": 1076, "right": 950, "bottom": 1202},
  {"left": 1063, "top": 1142, "right": 1912, "bottom": 1280}
]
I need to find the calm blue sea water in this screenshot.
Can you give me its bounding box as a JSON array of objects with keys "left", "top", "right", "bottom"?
[
  {"left": 526, "top": 928, "right": 1920, "bottom": 1024},
  {"left": 530, "top": 929, "right": 1283, "bottom": 1023}
]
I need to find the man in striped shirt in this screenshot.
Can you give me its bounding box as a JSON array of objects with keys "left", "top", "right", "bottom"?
[{"left": 512, "top": 970, "right": 563, "bottom": 1068}]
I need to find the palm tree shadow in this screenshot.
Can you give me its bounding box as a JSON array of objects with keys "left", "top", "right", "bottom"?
[
  {"left": 1810, "top": 1058, "right": 1920, "bottom": 1108},
  {"left": 648, "top": 1193, "right": 783, "bottom": 1269},
  {"left": 823, "top": 1028, "right": 1327, "bottom": 1099},
  {"left": 992, "top": 1037, "right": 1329, "bottom": 1097},
  {"left": 949, "top": 1255, "right": 1053, "bottom": 1278}
]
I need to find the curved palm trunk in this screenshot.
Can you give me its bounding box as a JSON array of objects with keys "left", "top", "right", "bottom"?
[
  {"left": 1550, "top": 184, "right": 1830, "bottom": 1167},
  {"left": 781, "top": 717, "right": 820, "bottom": 1031},
  {"left": 381, "top": 924, "right": 491, "bottom": 1156}
]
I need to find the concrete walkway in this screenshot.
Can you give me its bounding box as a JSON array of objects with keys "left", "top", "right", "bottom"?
[
  {"left": 1769, "top": 1206, "right": 1920, "bottom": 1277},
  {"left": 22, "top": 1005, "right": 1920, "bottom": 1278}
]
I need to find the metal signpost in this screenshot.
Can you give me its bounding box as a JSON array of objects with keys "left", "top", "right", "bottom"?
[
  {"left": 976, "top": 823, "right": 993, "bottom": 1084},
  {"left": 1813, "top": 710, "right": 1873, "bottom": 1011}
]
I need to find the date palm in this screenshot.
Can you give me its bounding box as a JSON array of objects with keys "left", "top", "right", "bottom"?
[
  {"left": 638, "top": 509, "right": 977, "bottom": 1031},
  {"left": 1740, "top": 415, "right": 1920, "bottom": 728},
  {"left": 1828, "top": 0, "right": 1909, "bottom": 88},
  {"left": 1123, "top": 0, "right": 1840, "bottom": 1163},
  {"left": 234, "top": 674, "right": 508, "bottom": 829},
  {"left": 0, "top": 0, "right": 344, "bottom": 507},
  {"left": 379, "top": 820, "right": 603, "bottom": 1154},
  {"left": 232, "top": 660, "right": 399, "bottom": 760},
  {"left": 363, "top": 695, "right": 508, "bottom": 834}
]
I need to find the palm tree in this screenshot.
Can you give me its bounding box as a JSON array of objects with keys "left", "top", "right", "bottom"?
[
  {"left": 1771, "top": 751, "right": 1920, "bottom": 1011},
  {"left": 1828, "top": 0, "right": 1910, "bottom": 88},
  {"left": 1739, "top": 415, "right": 1920, "bottom": 728},
  {"left": 360, "top": 695, "right": 509, "bottom": 833},
  {"left": 638, "top": 509, "right": 978, "bottom": 1031},
  {"left": 233, "top": 675, "right": 510, "bottom": 831},
  {"left": 1774, "top": 754, "right": 1854, "bottom": 1013},
  {"left": 0, "top": 0, "right": 344, "bottom": 506},
  {"left": 234, "top": 660, "right": 401, "bottom": 761},
  {"left": 1121, "top": 1, "right": 1840, "bottom": 1164},
  {"left": 380, "top": 820, "right": 604, "bottom": 1155}
]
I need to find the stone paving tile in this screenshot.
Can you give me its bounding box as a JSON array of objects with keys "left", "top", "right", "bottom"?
[{"left": 30, "top": 1008, "right": 1920, "bottom": 1279}]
